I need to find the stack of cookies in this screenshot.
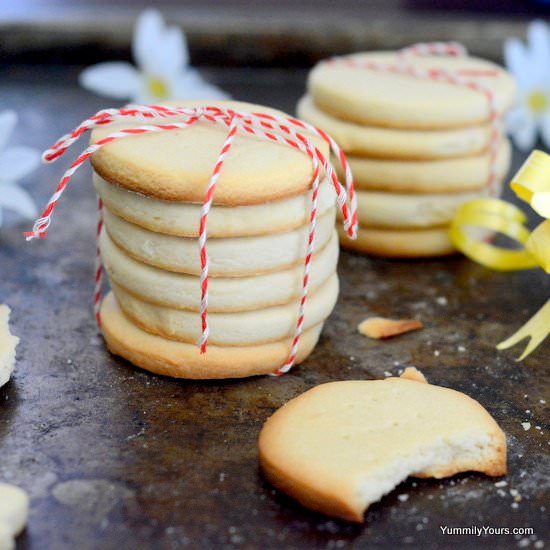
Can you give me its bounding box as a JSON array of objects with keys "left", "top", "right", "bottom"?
[
  {"left": 91, "top": 101, "right": 340, "bottom": 379},
  {"left": 298, "top": 51, "right": 516, "bottom": 258}
]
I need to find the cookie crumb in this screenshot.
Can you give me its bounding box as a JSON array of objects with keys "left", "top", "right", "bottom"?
[
  {"left": 399, "top": 367, "right": 427, "bottom": 384},
  {"left": 358, "top": 317, "right": 423, "bottom": 340}
]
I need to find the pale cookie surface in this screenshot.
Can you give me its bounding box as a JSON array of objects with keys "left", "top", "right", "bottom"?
[
  {"left": 0, "top": 306, "right": 19, "bottom": 388},
  {"left": 342, "top": 139, "right": 510, "bottom": 194},
  {"left": 94, "top": 172, "right": 336, "bottom": 238},
  {"left": 100, "top": 293, "right": 323, "bottom": 379},
  {"left": 101, "top": 229, "right": 339, "bottom": 313},
  {"left": 90, "top": 100, "right": 328, "bottom": 205},
  {"left": 349, "top": 185, "right": 498, "bottom": 229},
  {"left": 337, "top": 225, "right": 455, "bottom": 258},
  {"left": 104, "top": 207, "right": 336, "bottom": 276},
  {"left": 309, "top": 52, "right": 516, "bottom": 129},
  {"left": 297, "top": 95, "right": 498, "bottom": 160},
  {"left": 259, "top": 374, "right": 506, "bottom": 522},
  {"left": 0, "top": 483, "right": 29, "bottom": 546}
]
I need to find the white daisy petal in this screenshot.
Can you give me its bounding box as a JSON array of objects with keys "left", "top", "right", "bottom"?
[
  {"left": 504, "top": 37, "right": 534, "bottom": 88},
  {"left": 539, "top": 112, "right": 550, "bottom": 150},
  {"left": 155, "top": 26, "right": 186, "bottom": 75},
  {"left": 0, "top": 183, "right": 37, "bottom": 219},
  {"left": 132, "top": 83, "right": 157, "bottom": 105},
  {"left": 79, "top": 62, "right": 141, "bottom": 100},
  {"left": 133, "top": 9, "right": 165, "bottom": 75},
  {"left": 528, "top": 21, "right": 550, "bottom": 78},
  {"left": 0, "top": 111, "right": 17, "bottom": 152},
  {"left": 506, "top": 106, "right": 528, "bottom": 134},
  {"left": 509, "top": 116, "right": 538, "bottom": 151},
  {"left": 171, "top": 69, "right": 230, "bottom": 100},
  {"left": 0, "top": 146, "right": 40, "bottom": 182}
]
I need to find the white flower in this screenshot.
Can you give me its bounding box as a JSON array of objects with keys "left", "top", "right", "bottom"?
[
  {"left": 79, "top": 9, "right": 229, "bottom": 103},
  {"left": 0, "top": 111, "right": 39, "bottom": 228},
  {"left": 504, "top": 20, "right": 550, "bottom": 151}
]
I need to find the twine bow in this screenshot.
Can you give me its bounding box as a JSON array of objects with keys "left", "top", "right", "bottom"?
[{"left": 25, "top": 104, "right": 358, "bottom": 375}]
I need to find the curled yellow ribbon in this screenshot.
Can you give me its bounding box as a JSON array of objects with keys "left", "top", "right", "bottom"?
[
  {"left": 510, "top": 150, "right": 550, "bottom": 217},
  {"left": 450, "top": 150, "right": 550, "bottom": 360},
  {"left": 450, "top": 198, "right": 538, "bottom": 271}
]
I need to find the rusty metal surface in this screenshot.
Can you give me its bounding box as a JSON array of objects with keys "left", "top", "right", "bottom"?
[{"left": 0, "top": 65, "right": 548, "bottom": 549}]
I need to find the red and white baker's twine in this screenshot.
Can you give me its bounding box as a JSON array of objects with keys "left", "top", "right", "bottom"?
[
  {"left": 327, "top": 42, "right": 502, "bottom": 196},
  {"left": 25, "top": 104, "right": 357, "bottom": 375}
]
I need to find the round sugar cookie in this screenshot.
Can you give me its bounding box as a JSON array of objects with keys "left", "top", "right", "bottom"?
[
  {"left": 338, "top": 225, "right": 456, "bottom": 258},
  {"left": 0, "top": 483, "right": 29, "bottom": 537},
  {"left": 110, "top": 273, "right": 338, "bottom": 346},
  {"left": 342, "top": 139, "right": 510, "bottom": 194},
  {"left": 297, "top": 95, "right": 499, "bottom": 160},
  {"left": 94, "top": 171, "right": 336, "bottom": 238},
  {"left": 309, "top": 52, "right": 516, "bottom": 129},
  {"left": 90, "top": 100, "right": 329, "bottom": 205},
  {"left": 100, "top": 229, "right": 339, "bottom": 313},
  {"left": 100, "top": 293, "right": 323, "bottom": 378},
  {"left": 258, "top": 376, "right": 506, "bottom": 522},
  {"left": 103, "top": 207, "right": 336, "bottom": 276},
  {"left": 346, "top": 184, "right": 499, "bottom": 229}
]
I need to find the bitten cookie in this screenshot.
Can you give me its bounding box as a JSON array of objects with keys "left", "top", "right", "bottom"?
[{"left": 258, "top": 371, "right": 506, "bottom": 522}]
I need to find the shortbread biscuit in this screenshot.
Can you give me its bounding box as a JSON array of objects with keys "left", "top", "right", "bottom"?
[
  {"left": 94, "top": 172, "right": 336, "bottom": 238},
  {"left": 337, "top": 225, "right": 455, "bottom": 258},
  {"left": 100, "top": 293, "right": 323, "bottom": 378},
  {"left": 111, "top": 274, "right": 338, "bottom": 346},
  {"left": 100, "top": 229, "right": 339, "bottom": 312},
  {"left": 0, "top": 305, "right": 19, "bottom": 387},
  {"left": 0, "top": 483, "right": 29, "bottom": 538},
  {"left": 91, "top": 100, "right": 328, "bottom": 205},
  {"left": 347, "top": 185, "right": 499, "bottom": 229},
  {"left": 259, "top": 374, "right": 506, "bottom": 522},
  {"left": 342, "top": 139, "right": 510, "bottom": 194},
  {"left": 297, "top": 95, "right": 498, "bottom": 160},
  {"left": 104, "top": 207, "right": 336, "bottom": 276},
  {"left": 308, "top": 52, "right": 515, "bottom": 129}
]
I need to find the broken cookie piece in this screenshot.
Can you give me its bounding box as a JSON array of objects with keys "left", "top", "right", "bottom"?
[
  {"left": 258, "top": 370, "right": 506, "bottom": 522},
  {"left": 358, "top": 316, "right": 423, "bottom": 339},
  {"left": 0, "top": 305, "right": 19, "bottom": 387}
]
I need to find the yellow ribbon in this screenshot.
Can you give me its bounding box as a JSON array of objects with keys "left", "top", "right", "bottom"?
[
  {"left": 510, "top": 150, "right": 550, "bottom": 217},
  {"left": 450, "top": 150, "right": 550, "bottom": 360}
]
